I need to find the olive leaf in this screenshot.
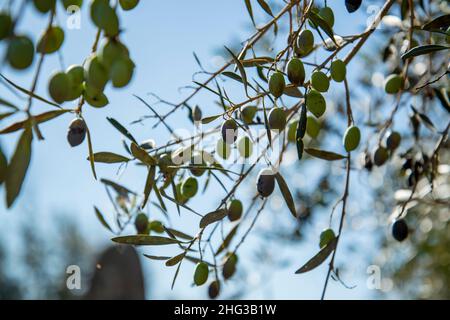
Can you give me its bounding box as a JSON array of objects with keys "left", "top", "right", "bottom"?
[
  {"left": 0, "top": 97, "right": 19, "bottom": 110},
  {"left": 107, "top": 117, "right": 137, "bottom": 143},
  {"left": 0, "top": 109, "right": 72, "bottom": 134},
  {"left": 244, "top": 0, "right": 255, "bottom": 26},
  {"left": 94, "top": 206, "right": 113, "bottom": 232},
  {"left": 0, "top": 145, "right": 8, "bottom": 185},
  {"left": 256, "top": 0, "right": 273, "bottom": 17},
  {"left": 165, "top": 228, "right": 194, "bottom": 241},
  {"left": 0, "top": 112, "right": 16, "bottom": 121},
  {"left": 185, "top": 256, "right": 214, "bottom": 267},
  {"left": 241, "top": 57, "right": 274, "bottom": 67},
  {"left": 411, "top": 106, "right": 436, "bottom": 131},
  {"left": 112, "top": 235, "right": 182, "bottom": 246},
  {"left": 296, "top": 138, "right": 304, "bottom": 160},
  {"left": 216, "top": 224, "right": 239, "bottom": 256},
  {"left": 295, "top": 237, "right": 338, "bottom": 274},
  {"left": 89, "top": 152, "right": 130, "bottom": 163},
  {"left": 275, "top": 172, "right": 297, "bottom": 218},
  {"left": 222, "top": 71, "right": 243, "bottom": 83},
  {"left": 101, "top": 178, "right": 136, "bottom": 196},
  {"left": 130, "top": 142, "right": 156, "bottom": 166},
  {"left": 296, "top": 104, "right": 307, "bottom": 140},
  {"left": 142, "top": 165, "right": 156, "bottom": 208},
  {"left": 5, "top": 125, "right": 33, "bottom": 208},
  {"left": 153, "top": 184, "right": 168, "bottom": 212},
  {"left": 421, "top": 14, "right": 450, "bottom": 32},
  {"left": 201, "top": 114, "right": 222, "bottom": 124},
  {"left": 199, "top": 209, "right": 228, "bottom": 228},
  {"left": 165, "top": 253, "right": 186, "bottom": 267},
  {"left": 434, "top": 88, "right": 450, "bottom": 113},
  {"left": 0, "top": 74, "right": 61, "bottom": 108},
  {"left": 144, "top": 254, "right": 171, "bottom": 261},
  {"left": 283, "top": 86, "right": 303, "bottom": 98},
  {"left": 85, "top": 124, "right": 97, "bottom": 180},
  {"left": 225, "top": 46, "right": 248, "bottom": 96},
  {"left": 401, "top": 44, "right": 448, "bottom": 60},
  {"left": 308, "top": 11, "right": 337, "bottom": 46},
  {"left": 304, "top": 148, "right": 347, "bottom": 161}
]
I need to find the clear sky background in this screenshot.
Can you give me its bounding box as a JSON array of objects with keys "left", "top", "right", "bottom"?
[{"left": 0, "top": 0, "right": 396, "bottom": 299}]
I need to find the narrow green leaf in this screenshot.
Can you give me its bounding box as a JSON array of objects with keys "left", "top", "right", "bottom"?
[
  {"left": 434, "top": 88, "right": 450, "bottom": 113},
  {"left": 241, "top": 57, "right": 274, "bottom": 67},
  {"left": 304, "top": 148, "right": 346, "bottom": 161},
  {"left": 166, "top": 228, "right": 194, "bottom": 241},
  {"left": 201, "top": 114, "right": 222, "bottom": 124},
  {"left": 256, "top": 0, "right": 273, "bottom": 17},
  {"left": 296, "top": 104, "right": 307, "bottom": 139},
  {"left": 85, "top": 124, "right": 97, "bottom": 180},
  {"left": 216, "top": 224, "right": 239, "bottom": 256},
  {"left": 0, "top": 111, "right": 16, "bottom": 121},
  {"left": 401, "top": 44, "right": 448, "bottom": 60},
  {"left": 153, "top": 184, "right": 167, "bottom": 212},
  {"left": 5, "top": 125, "right": 33, "bottom": 207},
  {"left": 165, "top": 253, "right": 186, "bottom": 267},
  {"left": 0, "top": 97, "right": 19, "bottom": 110},
  {"left": 295, "top": 237, "right": 338, "bottom": 274},
  {"left": 0, "top": 109, "right": 71, "bottom": 134},
  {"left": 100, "top": 178, "right": 136, "bottom": 195},
  {"left": 224, "top": 46, "right": 248, "bottom": 96},
  {"left": 422, "top": 14, "right": 450, "bottom": 31},
  {"left": 94, "top": 206, "right": 113, "bottom": 232},
  {"left": 142, "top": 165, "right": 156, "bottom": 208},
  {"left": 107, "top": 117, "right": 137, "bottom": 143},
  {"left": 275, "top": 172, "right": 297, "bottom": 218},
  {"left": 244, "top": 0, "right": 255, "bottom": 26},
  {"left": 199, "top": 209, "right": 228, "bottom": 228},
  {"left": 112, "top": 235, "right": 182, "bottom": 246},
  {"left": 143, "top": 254, "right": 171, "bottom": 261},
  {"left": 0, "top": 145, "right": 8, "bottom": 185},
  {"left": 130, "top": 142, "right": 156, "bottom": 166},
  {"left": 222, "top": 71, "right": 243, "bottom": 83},
  {"left": 283, "top": 86, "right": 303, "bottom": 98},
  {"left": 308, "top": 11, "right": 337, "bottom": 46},
  {"left": 89, "top": 152, "right": 130, "bottom": 163}
]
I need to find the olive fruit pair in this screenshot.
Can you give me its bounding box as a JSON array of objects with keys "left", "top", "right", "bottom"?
[
  {"left": 7, "top": 36, "right": 34, "bottom": 70},
  {"left": 319, "top": 229, "right": 336, "bottom": 249},
  {"left": 257, "top": 168, "right": 275, "bottom": 197},
  {"left": 269, "top": 72, "right": 286, "bottom": 98},
  {"left": 67, "top": 118, "right": 87, "bottom": 147},
  {"left": 48, "top": 65, "right": 84, "bottom": 103},
  {"left": 240, "top": 105, "right": 257, "bottom": 124},
  {"left": 296, "top": 29, "right": 314, "bottom": 57},
  {"left": 37, "top": 26, "right": 64, "bottom": 54},
  {"left": 134, "top": 213, "right": 149, "bottom": 234},
  {"left": 384, "top": 74, "right": 403, "bottom": 94},
  {"left": 181, "top": 177, "right": 198, "bottom": 199},
  {"left": 0, "top": 12, "right": 12, "bottom": 40},
  {"left": 194, "top": 262, "right": 209, "bottom": 286},
  {"left": 306, "top": 89, "right": 326, "bottom": 118},
  {"left": 268, "top": 107, "right": 287, "bottom": 131},
  {"left": 227, "top": 199, "right": 243, "bottom": 221},
  {"left": 392, "top": 219, "right": 408, "bottom": 242},
  {"left": 343, "top": 126, "right": 361, "bottom": 152},
  {"left": 221, "top": 119, "right": 238, "bottom": 144},
  {"left": 287, "top": 58, "right": 305, "bottom": 85}
]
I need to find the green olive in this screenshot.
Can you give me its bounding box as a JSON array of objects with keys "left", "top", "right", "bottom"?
[
  {"left": 175, "top": 182, "right": 188, "bottom": 204},
  {"left": 227, "top": 199, "right": 243, "bottom": 221},
  {"left": 110, "top": 57, "right": 135, "bottom": 88},
  {"left": 373, "top": 146, "right": 389, "bottom": 166},
  {"left": 384, "top": 74, "right": 402, "bottom": 94},
  {"left": 386, "top": 131, "right": 401, "bottom": 151},
  {"left": 257, "top": 168, "right": 275, "bottom": 197},
  {"left": 319, "top": 229, "right": 336, "bottom": 249},
  {"left": 189, "top": 153, "right": 206, "bottom": 177},
  {"left": 216, "top": 139, "right": 231, "bottom": 159},
  {"left": 330, "top": 59, "right": 346, "bottom": 83},
  {"left": 221, "top": 119, "right": 238, "bottom": 144},
  {"left": 287, "top": 58, "right": 305, "bottom": 85},
  {"left": 37, "top": 26, "right": 64, "bottom": 54},
  {"left": 181, "top": 177, "right": 198, "bottom": 198},
  {"left": 311, "top": 71, "right": 330, "bottom": 93},
  {"left": 33, "top": 0, "right": 56, "bottom": 13},
  {"left": 7, "top": 36, "right": 34, "bottom": 70},
  {"left": 319, "top": 7, "right": 334, "bottom": 28},
  {"left": 83, "top": 82, "right": 109, "bottom": 107},
  {"left": 134, "top": 213, "right": 149, "bottom": 234},
  {"left": 149, "top": 220, "right": 164, "bottom": 233},
  {"left": 67, "top": 118, "right": 87, "bottom": 147},
  {"left": 287, "top": 120, "right": 298, "bottom": 142},
  {"left": 90, "top": 0, "right": 119, "bottom": 37},
  {"left": 240, "top": 105, "right": 257, "bottom": 124},
  {"left": 119, "top": 0, "right": 139, "bottom": 10},
  {"left": 62, "top": 0, "right": 83, "bottom": 10},
  {"left": 85, "top": 54, "right": 109, "bottom": 92},
  {"left": 48, "top": 71, "right": 70, "bottom": 103},
  {"left": 98, "top": 39, "right": 129, "bottom": 67},
  {"left": 194, "top": 262, "right": 209, "bottom": 286},
  {"left": 343, "top": 125, "right": 361, "bottom": 152},
  {"left": 66, "top": 65, "right": 85, "bottom": 100},
  {"left": 269, "top": 72, "right": 286, "bottom": 98},
  {"left": 306, "top": 115, "right": 320, "bottom": 138},
  {"left": 237, "top": 136, "right": 253, "bottom": 158},
  {"left": 268, "top": 107, "right": 287, "bottom": 131},
  {"left": 0, "top": 13, "right": 13, "bottom": 40},
  {"left": 296, "top": 29, "right": 314, "bottom": 57},
  {"left": 306, "top": 89, "right": 326, "bottom": 118}
]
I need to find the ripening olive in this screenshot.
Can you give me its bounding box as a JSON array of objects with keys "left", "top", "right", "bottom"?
[
  {"left": 134, "top": 213, "right": 149, "bottom": 234},
  {"left": 67, "top": 118, "right": 87, "bottom": 147},
  {"left": 345, "top": 0, "right": 362, "bottom": 13},
  {"left": 240, "top": 105, "right": 257, "bottom": 124},
  {"left": 287, "top": 58, "right": 305, "bottom": 85},
  {"left": 221, "top": 119, "right": 238, "bottom": 144},
  {"left": 386, "top": 131, "right": 401, "bottom": 151},
  {"left": 306, "top": 89, "right": 326, "bottom": 118},
  {"left": 227, "top": 199, "right": 243, "bottom": 221},
  {"left": 392, "top": 219, "right": 408, "bottom": 242},
  {"left": 194, "top": 262, "right": 209, "bottom": 286},
  {"left": 222, "top": 253, "right": 238, "bottom": 280},
  {"left": 149, "top": 220, "right": 164, "bottom": 233},
  {"left": 287, "top": 120, "right": 298, "bottom": 142},
  {"left": 7, "top": 36, "right": 34, "bottom": 70},
  {"left": 48, "top": 72, "right": 70, "bottom": 103},
  {"left": 373, "top": 146, "right": 389, "bottom": 166},
  {"left": 110, "top": 57, "right": 135, "bottom": 88},
  {"left": 189, "top": 153, "right": 206, "bottom": 177},
  {"left": 208, "top": 280, "right": 220, "bottom": 299},
  {"left": 33, "top": 0, "right": 56, "bottom": 13},
  {"left": 62, "top": 0, "right": 83, "bottom": 10},
  {"left": 216, "top": 138, "right": 231, "bottom": 159},
  {"left": 319, "top": 229, "right": 336, "bottom": 249},
  {"left": 0, "top": 12, "right": 13, "bottom": 40},
  {"left": 257, "top": 168, "right": 275, "bottom": 198},
  {"left": 306, "top": 115, "right": 320, "bottom": 139},
  {"left": 119, "top": 0, "right": 139, "bottom": 10},
  {"left": 37, "top": 26, "right": 64, "bottom": 54},
  {"left": 237, "top": 136, "right": 252, "bottom": 159},
  {"left": 384, "top": 74, "right": 403, "bottom": 94},
  {"left": 268, "top": 107, "right": 287, "bottom": 131},
  {"left": 90, "top": 0, "right": 119, "bottom": 37},
  {"left": 85, "top": 54, "right": 109, "bottom": 92},
  {"left": 311, "top": 71, "right": 330, "bottom": 93},
  {"left": 343, "top": 125, "right": 361, "bottom": 152},
  {"left": 296, "top": 29, "right": 314, "bottom": 57},
  {"left": 269, "top": 72, "right": 286, "bottom": 98},
  {"left": 319, "top": 7, "right": 334, "bottom": 28},
  {"left": 181, "top": 177, "right": 198, "bottom": 198},
  {"left": 330, "top": 59, "right": 346, "bottom": 83},
  {"left": 98, "top": 39, "right": 129, "bottom": 67}
]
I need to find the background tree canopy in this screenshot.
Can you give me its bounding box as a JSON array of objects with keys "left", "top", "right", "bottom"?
[{"left": 0, "top": 0, "right": 448, "bottom": 299}]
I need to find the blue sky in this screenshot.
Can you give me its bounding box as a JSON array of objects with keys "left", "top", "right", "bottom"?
[{"left": 0, "top": 0, "right": 394, "bottom": 299}]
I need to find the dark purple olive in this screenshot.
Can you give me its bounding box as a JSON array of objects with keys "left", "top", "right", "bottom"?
[
  {"left": 345, "top": 0, "right": 362, "bottom": 13},
  {"left": 67, "top": 118, "right": 87, "bottom": 147},
  {"left": 392, "top": 219, "right": 408, "bottom": 242}
]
